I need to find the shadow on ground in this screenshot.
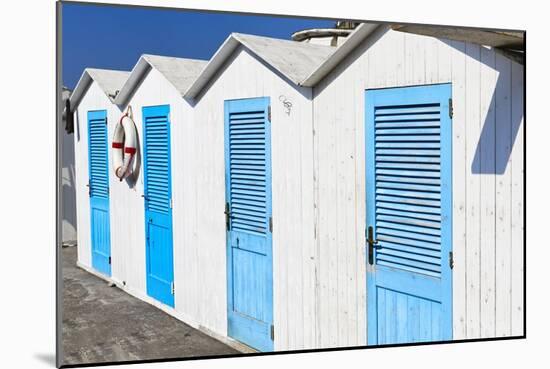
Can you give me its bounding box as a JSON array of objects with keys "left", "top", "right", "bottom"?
[{"left": 61, "top": 246, "right": 238, "bottom": 366}]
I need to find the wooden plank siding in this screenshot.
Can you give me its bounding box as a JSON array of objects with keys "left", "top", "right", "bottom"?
[
  {"left": 192, "top": 46, "right": 317, "bottom": 350},
  {"left": 72, "top": 27, "right": 524, "bottom": 351},
  {"left": 312, "top": 26, "right": 524, "bottom": 345},
  {"left": 73, "top": 81, "right": 122, "bottom": 276}
]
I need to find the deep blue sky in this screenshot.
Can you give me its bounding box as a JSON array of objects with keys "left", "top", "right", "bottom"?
[{"left": 62, "top": 3, "right": 334, "bottom": 89}]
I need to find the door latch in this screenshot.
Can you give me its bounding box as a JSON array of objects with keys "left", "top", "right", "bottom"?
[
  {"left": 367, "top": 226, "right": 380, "bottom": 265},
  {"left": 224, "top": 202, "right": 232, "bottom": 231}
]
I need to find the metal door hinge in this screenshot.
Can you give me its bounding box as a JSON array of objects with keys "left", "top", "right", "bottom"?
[
  {"left": 267, "top": 105, "right": 271, "bottom": 122},
  {"left": 171, "top": 282, "right": 175, "bottom": 295},
  {"left": 448, "top": 98, "right": 453, "bottom": 119},
  {"left": 269, "top": 217, "right": 273, "bottom": 232},
  {"left": 108, "top": 256, "right": 111, "bottom": 265},
  {"left": 270, "top": 324, "right": 274, "bottom": 340},
  {"left": 448, "top": 251, "right": 454, "bottom": 269}
]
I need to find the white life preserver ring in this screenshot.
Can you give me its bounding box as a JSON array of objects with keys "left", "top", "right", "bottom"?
[{"left": 112, "top": 107, "right": 138, "bottom": 181}]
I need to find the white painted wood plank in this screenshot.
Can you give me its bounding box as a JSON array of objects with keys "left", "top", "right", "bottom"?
[
  {"left": 352, "top": 53, "right": 367, "bottom": 346},
  {"left": 438, "top": 38, "right": 452, "bottom": 82},
  {"left": 404, "top": 32, "right": 415, "bottom": 85},
  {"left": 384, "top": 30, "right": 399, "bottom": 87},
  {"left": 315, "top": 77, "right": 337, "bottom": 347},
  {"left": 370, "top": 27, "right": 388, "bottom": 88},
  {"left": 465, "top": 43, "right": 482, "bottom": 339},
  {"left": 404, "top": 32, "right": 427, "bottom": 85},
  {"left": 312, "top": 83, "right": 322, "bottom": 349},
  {"left": 494, "top": 53, "right": 513, "bottom": 337},
  {"left": 299, "top": 87, "right": 316, "bottom": 349},
  {"left": 479, "top": 46, "right": 496, "bottom": 338},
  {"left": 510, "top": 60, "right": 524, "bottom": 336},
  {"left": 450, "top": 40, "right": 468, "bottom": 340},
  {"left": 325, "top": 81, "right": 339, "bottom": 347},
  {"left": 425, "top": 36, "right": 439, "bottom": 83},
  {"left": 336, "top": 70, "right": 355, "bottom": 347},
  {"left": 355, "top": 55, "right": 367, "bottom": 345}
]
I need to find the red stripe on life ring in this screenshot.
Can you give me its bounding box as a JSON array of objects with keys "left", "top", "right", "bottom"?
[
  {"left": 124, "top": 147, "right": 137, "bottom": 154},
  {"left": 112, "top": 142, "right": 123, "bottom": 149}
]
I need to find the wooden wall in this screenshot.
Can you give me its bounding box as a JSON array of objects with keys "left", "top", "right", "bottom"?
[
  {"left": 73, "top": 28, "right": 524, "bottom": 351},
  {"left": 76, "top": 48, "right": 319, "bottom": 349},
  {"left": 73, "top": 81, "right": 123, "bottom": 272},
  {"left": 191, "top": 46, "right": 317, "bottom": 350},
  {"left": 312, "top": 26, "right": 524, "bottom": 345}
]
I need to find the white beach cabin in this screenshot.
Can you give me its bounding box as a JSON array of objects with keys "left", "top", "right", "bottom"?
[
  {"left": 307, "top": 23, "right": 524, "bottom": 346},
  {"left": 183, "top": 33, "right": 335, "bottom": 351},
  {"left": 69, "top": 23, "right": 524, "bottom": 353},
  {"left": 70, "top": 68, "right": 129, "bottom": 279},
  {"left": 106, "top": 54, "right": 208, "bottom": 318}
]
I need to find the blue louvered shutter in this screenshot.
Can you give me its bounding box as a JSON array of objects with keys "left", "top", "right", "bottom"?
[
  {"left": 88, "top": 112, "right": 109, "bottom": 198},
  {"left": 373, "top": 103, "right": 443, "bottom": 277},
  {"left": 144, "top": 110, "right": 171, "bottom": 214},
  {"left": 229, "top": 109, "right": 269, "bottom": 234}
]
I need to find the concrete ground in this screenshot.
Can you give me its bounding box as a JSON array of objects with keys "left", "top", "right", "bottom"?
[{"left": 61, "top": 246, "right": 238, "bottom": 366}]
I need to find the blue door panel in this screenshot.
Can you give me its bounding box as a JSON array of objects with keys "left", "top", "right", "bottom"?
[
  {"left": 365, "top": 84, "right": 453, "bottom": 345},
  {"left": 232, "top": 248, "right": 268, "bottom": 320},
  {"left": 143, "top": 105, "right": 174, "bottom": 308},
  {"left": 88, "top": 110, "right": 111, "bottom": 277},
  {"left": 225, "top": 97, "right": 274, "bottom": 352}
]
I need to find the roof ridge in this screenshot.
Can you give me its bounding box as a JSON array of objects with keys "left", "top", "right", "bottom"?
[
  {"left": 142, "top": 53, "right": 208, "bottom": 62},
  {"left": 232, "top": 32, "right": 335, "bottom": 50},
  {"left": 184, "top": 31, "right": 336, "bottom": 99},
  {"left": 69, "top": 68, "right": 130, "bottom": 109}
]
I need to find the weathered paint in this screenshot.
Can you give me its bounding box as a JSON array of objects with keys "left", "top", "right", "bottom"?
[
  {"left": 225, "top": 97, "right": 274, "bottom": 351},
  {"left": 142, "top": 104, "right": 175, "bottom": 307},
  {"left": 87, "top": 109, "right": 112, "bottom": 277},
  {"left": 312, "top": 26, "right": 524, "bottom": 345},
  {"left": 191, "top": 46, "right": 317, "bottom": 350},
  {"left": 72, "top": 27, "right": 524, "bottom": 352},
  {"left": 365, "top": 84, "right": 453, "bottom": 344},
  {"left": 74, "top": 81, "right": 123, "bottom": 274}
]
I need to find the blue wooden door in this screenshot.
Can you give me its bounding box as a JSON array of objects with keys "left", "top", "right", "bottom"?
[
  {"left": 88, "top": 110, "right": 112, "bottom": 277},
  {"left": 142, "top": 105, "right": 175, "bottom": 308},
  {"left": 365, "top": 84, "right": 453, "bottom": 344},
  {"left": 225, "top": 97, "right": 273, "bottom": 351}
]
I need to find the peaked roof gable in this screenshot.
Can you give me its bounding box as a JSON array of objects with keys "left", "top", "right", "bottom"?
[
  {"left": 184, "top": 33, "right": 336, "bottom": 99},
  {"left": 69, "top": 68, "right": 130, "bottom": 111},
  {"left": 114, "top": 54, "right": 208, "bottom": 105}
]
